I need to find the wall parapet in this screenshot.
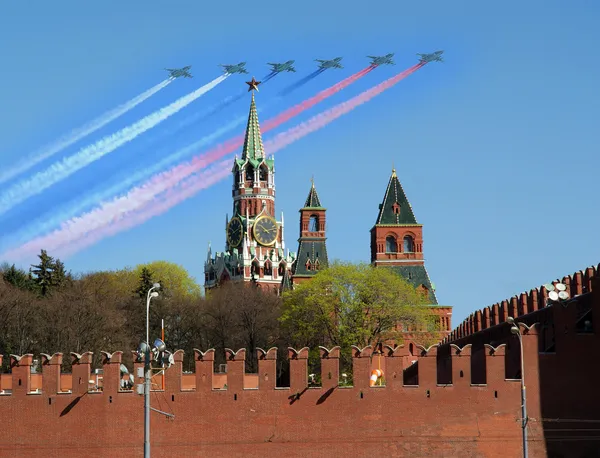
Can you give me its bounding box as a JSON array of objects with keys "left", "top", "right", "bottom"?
[
  {"left": 0, "top": 333, "right": 540, "bottom": 399},
  {"left": 443, "top": 263, "right": 598, "bottom": 344}
]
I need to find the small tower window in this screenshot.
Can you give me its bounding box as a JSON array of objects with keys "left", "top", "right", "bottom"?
[
  {"left": 246, "top": 166, "right": 254, "bottom": 182},
  {"left": 235, "top": 170, "right": 241, "bottom": 185},
  {"left": 386, "top": 235, "right": 397, "bottom": 253},
  {"left": 403, "top": 235, "right": 414, "bottom": 252},
  {"left": 392, "top": 202, "right": 401, "bottom": 215},
  {"left": 251, "top": 260, "right": 260, "bottom": 276},
  {"left": 264, "top": 261, "right": 272, "bottom": 276},
  {"left": 278, "top": 262, "right": 286, "bottom": 276},
  {"left": 308, "top": 215, "right": 319, "bottom": 232},
  {"left": 259, "top": 165, "right": 268, "bottom": 181}
]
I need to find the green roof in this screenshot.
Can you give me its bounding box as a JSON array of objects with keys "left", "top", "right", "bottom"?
[
  {"left": 241, "top": 92, "right": 266, "bottom": 161},
  {"left": 293, "top": 240, "right": 329, "bottom": 277},
  {"left": 303, "top": 180, "right": 323, "bottom": 208},
  {"left": 375, "top": 169, "right": 418, "bottom": 225},
  {"left": 384, "top": 265, "right": 438, "bottom": 304}
]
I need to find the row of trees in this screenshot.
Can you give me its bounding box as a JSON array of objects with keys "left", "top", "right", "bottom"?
[{"left": 0, "top": 251, "right": 440, "bottom": 379}]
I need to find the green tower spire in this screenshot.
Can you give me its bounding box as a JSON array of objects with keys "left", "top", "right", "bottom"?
[{"left": 241, "top": 91, "right": 265, "bottom": 161}]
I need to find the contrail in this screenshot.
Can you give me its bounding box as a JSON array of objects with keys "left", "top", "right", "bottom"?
[
  {"left": 278, "top": 69, "right": 325, "bottom": 96},
  {"left": 0, "top": 74, "right": 229, "bottom": 216},
  {"left": 0, "top": 79, "right": 173, "bottom": 185},
  {"left": 4, "top": 116, "right": 244, "bottom": 247},
  {"left": 1, "top": 63, "right": 425, "bottom": 259}
]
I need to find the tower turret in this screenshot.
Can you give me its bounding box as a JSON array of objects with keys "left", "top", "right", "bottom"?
[{"left": 291, "top": 178, "right": 329, "bottom": 286}]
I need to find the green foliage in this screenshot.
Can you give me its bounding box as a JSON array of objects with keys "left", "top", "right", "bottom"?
[
  {"left": 2, "top": 264, "right": 34, "bottom": 292},
  {"left": 281, "top": 261, "right": 432, "bottom": 352},
  {"left": 29, "top": 250, "right": 68, "bottom": 296}
]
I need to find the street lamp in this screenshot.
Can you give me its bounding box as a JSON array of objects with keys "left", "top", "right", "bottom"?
[
  {"left": 507, "top": 316, "right": 528, "bottom": 458},
  {"left": 144, "top": 283, "right": 160, "bottom": 458}
]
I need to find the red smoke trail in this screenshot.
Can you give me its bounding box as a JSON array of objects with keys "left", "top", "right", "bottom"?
[{"left": 21, "top": 63, "right": 426, "bottom": 259}]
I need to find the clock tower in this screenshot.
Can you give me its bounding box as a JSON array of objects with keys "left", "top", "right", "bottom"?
[{"left": 204, "top": 78, "right": 295, "bottom": 292}]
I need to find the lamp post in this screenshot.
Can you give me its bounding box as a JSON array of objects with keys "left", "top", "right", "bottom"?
[
  {"left": 507, "top": 316, "right": 528, "bottom": 458},
  {"left": 144, "top": 283, "right": 160, "bottom": 458}
]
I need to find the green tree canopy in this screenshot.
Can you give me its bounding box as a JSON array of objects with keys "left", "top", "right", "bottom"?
[{"left": 281, "top": 261, "right": 435, "bottom": 351}]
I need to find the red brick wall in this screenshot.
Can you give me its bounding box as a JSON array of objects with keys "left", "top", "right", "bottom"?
[{"left": 0, "top": 341, "right": 545, "bottom": 457}]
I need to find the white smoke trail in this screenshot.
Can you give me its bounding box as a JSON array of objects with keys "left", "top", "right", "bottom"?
[
  {"left": 4, "top": 115, "right": 244, "bottom": 247},
  {"left": 0, "top": 74, "right": 229, "bottom": 216},
  {"left": 0, "top": 79, "right": 173, "bottom": 185}
]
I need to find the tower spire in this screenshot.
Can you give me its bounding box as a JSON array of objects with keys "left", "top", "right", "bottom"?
[{"left": 241, "top": 77, "right": 265, "bottom": 161}]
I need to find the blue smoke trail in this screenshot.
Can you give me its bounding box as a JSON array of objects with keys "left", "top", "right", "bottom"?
[{"left": 278, "top": 69, "right": 325, "bottom": 96}]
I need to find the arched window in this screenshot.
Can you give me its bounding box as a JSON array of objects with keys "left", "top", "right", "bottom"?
[
  {"left": 278, "top": 262, "right": 286, "bottom": 276},
  {"left": 259, "top": 165, "right": 268, "bottom": 181},
  {"left": 251, "top": 260, "right": 260, "bottom": 276},
  {"left": 386, "top": 235, "right": 397, "bottom": 253},
  {"left": 264, "top": 261, "right": 272, "bottom": 276},
  {"left": 234, "top": 170, "right": 241, "bottom": 184},
  {"left": 308, "top": 215, "right": 319, "bottom": 232},
  {"left": 403, "top": 235, "right": 414, "bottom": 252},
  {"left": 245, "top": 166, "right": 254, "bottom": 182}
]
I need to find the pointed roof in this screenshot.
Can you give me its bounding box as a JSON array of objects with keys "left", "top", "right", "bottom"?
[
  {"left": 303, "top": 178, "right": 324, "bottom": 209},
  {"left": 375, "top": 168, "right": 418, "bottom": 225},
  {"left": 241, "top": 92, "right": 266, "bottom": 161}
]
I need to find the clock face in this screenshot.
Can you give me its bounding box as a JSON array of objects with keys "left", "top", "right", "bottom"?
[
  {"left": 227, "top": 217, "right": 243, "bottom": 248},
  {"left": 253, "top": 215, "right": 278, "bottom": 246}
]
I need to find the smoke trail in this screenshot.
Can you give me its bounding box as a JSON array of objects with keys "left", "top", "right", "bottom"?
[
  {"left": 1, "top": 66, "right": 376, "bottom": 258},
  {"left": 5, "top": 116, "right": 244, "bottom": 247},
  {"left": 57, "top": 161, "right": 232, "bottom": 259},
  {"left": 0, "top": 79, "right": 173, "bottom": 185},
  {"left": 0, "top": 74, "right": 229, "bottom": 216},
  {"left": 278, "top": 69, "right": 325, "bottom": 96}
]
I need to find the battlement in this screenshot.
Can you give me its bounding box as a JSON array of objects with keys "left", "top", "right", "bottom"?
[
  {"left": 0, "top": 335, "right": 533, "bottom": 398},
  {"left": 443, "top": 263, "right": 598, "bottom": 344}
]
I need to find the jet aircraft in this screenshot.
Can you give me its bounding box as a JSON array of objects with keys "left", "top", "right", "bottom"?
[
  {"left": 220, "top": 62, "right": 248, "bottom": 74},
  {"left": 165, "top": 66, "right": 193, "bottom": 78},
  {"left": 368, "top": 54, "right": 395, "bottom": 66},
  {"left": 417, "top": 50, "right": 444, "bottom": 63},
  {"left": 315, "top": 57, "right": 343, "bottom": 69},
  {"left": 267, "top": 60, "right": 296, "bottom": 73}
]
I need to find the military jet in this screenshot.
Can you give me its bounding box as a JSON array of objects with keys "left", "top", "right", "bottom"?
[
  {"left": 220, "top": 62, "right": 248, "bottom": 74},
  {"left": 315, "top": 57, "right": 343, "bottom": 70},
  {"left": 368, "top": 53, "right": 395, "bottom": 66},
  {"left": 267, "top": 60, "right": 296, "bottom": 73},
  {"left": 165, "top": 66, "right": 193, "bottom": 78},
  {"left": 417, "top": 50, "right": 444, "bottom": 63}
]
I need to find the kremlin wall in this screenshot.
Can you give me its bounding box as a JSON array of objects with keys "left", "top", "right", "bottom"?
[{"left": 0, "top": 263, "right": 598, "bottom": 457}]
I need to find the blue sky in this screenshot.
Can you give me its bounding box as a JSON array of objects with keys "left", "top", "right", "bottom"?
[{"left": 0, "top": 0, "right": 598, "bottom": 328}]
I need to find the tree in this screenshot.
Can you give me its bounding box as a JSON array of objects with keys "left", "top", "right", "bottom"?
[
  {"left": 30, "top": 250, "right": 56, "bottom": 296},
  {"left": 2, "top": 264, "right": 34, "bottom": 292},
  {"left": 280, "top": 261, "right": 434, "bottom": 355},
  {"left": 133, "top": 261, "right": 201, "bottom": 299},
  {"left": 134, "top": 267, "right": 155, "bottom": 299}
]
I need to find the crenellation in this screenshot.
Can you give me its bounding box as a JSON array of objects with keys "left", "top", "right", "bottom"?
[
  {"left": 165, "top": 349, "right": 184, "bottom": 392},
  {"left": 449, "top": 344, "right": 471, "bottom": 385},
  {"left": 256, "top": 347, "right": 277, "bottom": 390},
  {"left": 415, "top": 344, "right": 438, "bottom": 388},
  {"left": 41, "top": 352, "right": 63, "bottom": 395},
  {"left": 383, "top": 344, "right": 407, "bottom": 386},
  {"left": 100, "top": 351, "right": 122, "bottom": 395},
  {"left": 288, "top": 346, "right": 309, "bottom": 393},
  {"left": 318, "top": 346, "right": 340, "bottom": 389},
  {"left": 70, "top": 351, "right": 93, "bottom": 396},
  {"left": 224, "top": 348, "right": 245, "bottom": 392},
  {"left": 445, "top": 264, "right": 598, "bottom": 345},
  {"left": 350, "top": 345, "right": 372, "bottom": 389},
  {"left": 483, "top": 344, "right": 506, "bottom": 385},
  {"left": 10, "top": 354, "right": 33, "bottom": 395},
  {"left": 194, "top": 348, "right": 215, "bottom": 391}
]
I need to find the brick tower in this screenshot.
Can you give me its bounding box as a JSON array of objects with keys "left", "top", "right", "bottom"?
[
  {"left": 370, "top": 167, "right": 438, "bottom": 304},
  {"left": 204, "top": 78, "right": 294, "bottom": 292},
  {"left": 291, "top": 179, "right": 329, "bottom": 286}
]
